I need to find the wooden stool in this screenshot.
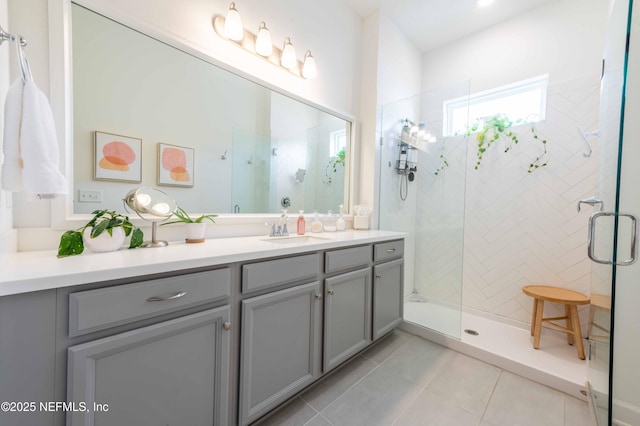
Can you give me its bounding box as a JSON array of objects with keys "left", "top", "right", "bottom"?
[{"left": 522, "top": 285, "right": 590, "bottom": 360}]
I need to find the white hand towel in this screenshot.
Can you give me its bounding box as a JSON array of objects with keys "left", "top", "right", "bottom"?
[
  {"left": 1, "top": 79, "right": 24, "bottom": 192},
  {"left": 1, "top": 78, "right": 68, "bottom": 198},
  {"left": 20, "top": 80, "right": 68, "bottom": 197}
]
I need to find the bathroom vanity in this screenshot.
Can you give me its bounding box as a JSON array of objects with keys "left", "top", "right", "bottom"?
[{"left": 0, "top": 231, "right": 404, "bottom": 426}]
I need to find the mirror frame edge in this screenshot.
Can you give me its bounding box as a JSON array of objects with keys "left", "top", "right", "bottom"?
[{"left": 48, "top": 0, "right": 356, "bottom": 230}]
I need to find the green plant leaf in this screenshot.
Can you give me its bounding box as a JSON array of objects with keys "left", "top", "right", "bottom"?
[
  {"left": 122, "top": 221, "right": 133, "bottom": 236},
  {"left": 90, "top": 219, "right": 109, "bottom": 238},
  {"left": 129, "top": 228, "right": 144, "bottom": 248},
  {"left": 57, "top": 230, "right": 84, "bottom": 257}
]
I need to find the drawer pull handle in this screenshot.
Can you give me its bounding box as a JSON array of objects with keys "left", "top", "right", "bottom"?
[
  {"left": 223, "top": 322, "right": 232, "bottom": 331},
  {"left": 376, "top": 274, "right": 382, "bottom": 279},
  {"left": 146, "top": 291, "right": 187, "bottom": 302},
  {"left": 327, "top": 288, "right": 335, "bottom": 295},
  {"left": 386, "top": 248, "right": 396, "bottom": 253}
]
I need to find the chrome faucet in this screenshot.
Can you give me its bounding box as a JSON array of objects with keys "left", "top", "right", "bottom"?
[
  {"left": 266, "top": 211, "right": 290, "bottom": 237},
  {"left": 279, "top": 210, "right": 289, "bottom": 236}
]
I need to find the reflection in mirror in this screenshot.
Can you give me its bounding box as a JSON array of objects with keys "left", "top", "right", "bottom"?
[{"left": 71, "top": 3, "right": 350, "bottom": 215}]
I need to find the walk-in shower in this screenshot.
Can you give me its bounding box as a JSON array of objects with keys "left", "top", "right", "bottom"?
[{"left": 378, "top": 73, "right": 606, "bottom": 398}]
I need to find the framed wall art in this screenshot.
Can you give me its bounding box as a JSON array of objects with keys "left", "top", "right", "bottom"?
[
  {"left": 94, "top": 131, "right": 142, "bottom": 183},
  {"left": 158, "top": 143, "right": 195, "bottom": 187}
]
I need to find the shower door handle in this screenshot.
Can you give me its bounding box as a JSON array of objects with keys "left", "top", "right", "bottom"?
[{"left": 588, "top": 212, "right": 639, "bottom": 265}]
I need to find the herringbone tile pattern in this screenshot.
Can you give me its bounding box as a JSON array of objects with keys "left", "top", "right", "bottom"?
[{"left": 410, "top": 74, "right": 602, "bottom": 329}]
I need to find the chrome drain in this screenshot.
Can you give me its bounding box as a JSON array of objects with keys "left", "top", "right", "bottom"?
[{"left": 464, "top": 329, "right": 479, "bottom": 336}]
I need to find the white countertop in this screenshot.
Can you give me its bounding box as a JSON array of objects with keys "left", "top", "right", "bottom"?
[{"left": 0, "top": 230, "right": 404, "bottom": 297}]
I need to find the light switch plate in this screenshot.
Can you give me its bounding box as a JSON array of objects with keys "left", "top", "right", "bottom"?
[{"left": 78, "top": 190, "right": 102, "bottom": 203}]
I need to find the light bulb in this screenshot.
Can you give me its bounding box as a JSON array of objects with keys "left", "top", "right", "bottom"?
[
  {"left": 302, "top": 51, "right": 317, "bottom": 79},
  {"left": 136, "top": 193, "right": 151, "bottom": 207},
  {"left": 151, "top": 202, "right": 170, "bottom": 215},
  {"left": 255, "top": 22, "right": 273, "bottom": 56},
  {"left": 224, "top": 2, "right": 243, "bottom": 41},
  {"left": 281, "top": 38, "right": 297, "bottom": 70},
  {"left": 410, "top": 125, "right": 419, "bottom": 134}
]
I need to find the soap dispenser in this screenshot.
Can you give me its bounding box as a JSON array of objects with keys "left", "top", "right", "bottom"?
[
  {"left": 297, "top": 210, "right": 306, "bottom": 235},
  {"left": 336, "top": 213, "right": 346, "bottom": 231}
]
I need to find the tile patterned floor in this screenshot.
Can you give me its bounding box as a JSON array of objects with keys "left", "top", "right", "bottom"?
[{"left": 255, "top": 330, "right": 593, "bottom": 426}]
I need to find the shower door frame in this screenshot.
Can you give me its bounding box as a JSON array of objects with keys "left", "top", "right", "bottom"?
[{"left": 587, "top": 1, "right": 640, "bottom": 425}]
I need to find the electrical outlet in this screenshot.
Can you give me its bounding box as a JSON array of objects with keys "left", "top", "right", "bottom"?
[{"left": 78, "top": 190, "right": 102, "bottom": 203}]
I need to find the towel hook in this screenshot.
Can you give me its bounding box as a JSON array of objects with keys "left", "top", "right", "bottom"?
[
  {"left": 0, "top": 24, "right": 27, "bottom": 47},
  {"left": 15, "top": 37, "right": 33, "bottom": 81}
]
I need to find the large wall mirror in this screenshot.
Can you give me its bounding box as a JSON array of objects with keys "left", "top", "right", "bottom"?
[{"left": 68, "top": 3, "right": 351, "bottom": 218}]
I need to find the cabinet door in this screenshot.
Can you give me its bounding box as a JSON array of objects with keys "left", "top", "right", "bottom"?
[
  {"left": 373, "top": 259, "right": 404, "bottom": 340},
  {"left": 239, "top": 281, "right": 322, "bottom": 426},
  {"left": 324, "top": 268, "right": 372, "bottom": 372},
  {"left": 67, "top": 307, "right": 230, "bottom": 426}
]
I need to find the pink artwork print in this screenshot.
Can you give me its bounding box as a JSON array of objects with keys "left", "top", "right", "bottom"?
[
  {"left": 94, "top": 131, "right": 142, "bottom": 183},
  {"left": 158, "top": 143, "right": 194, "bottom": 187},
  {"left": 162, "top": 147, "right": 190, "bottom": 181},
  {"left": 99, "top": 141, "right": 136, "bottom": 171}
]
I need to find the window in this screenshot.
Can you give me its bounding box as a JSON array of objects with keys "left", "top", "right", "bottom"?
[
  {"left": 329, "top": 129, "right": 347, "bottom": 157},
  {"left": 443, "top": 74, "right": 548, "bottom": 137}
]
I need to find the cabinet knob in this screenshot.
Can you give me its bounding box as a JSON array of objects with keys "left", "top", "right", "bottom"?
[
  {"left": 327, "top": 288, "right": 335, "bottom": 295},
  {"left": 223, "top": 322, "right": 232, "bottom": 331},
  {"left": 375, "top": 274, "right": 382, "bottom": 279},
  {"left": 315, "top": 293, "right": 323, "bottom": 300}
]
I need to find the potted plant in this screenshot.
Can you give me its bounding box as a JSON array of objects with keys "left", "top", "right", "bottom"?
[
  {"left": 161, "top": 206, "right": 217, "bottom": 243},
  {"left": 323, "top": 147, "right": 346, "bottom": 184},
  {"left": 57, "top": 210, "right": 144, "bottom": 257},
  {"left": 435, "top": 114, "right": 549, "bottom": 175}
]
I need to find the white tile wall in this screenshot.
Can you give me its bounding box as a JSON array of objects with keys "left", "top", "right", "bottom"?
[{"left": 385, "top": 74, "right": 602, "bottom": 331}]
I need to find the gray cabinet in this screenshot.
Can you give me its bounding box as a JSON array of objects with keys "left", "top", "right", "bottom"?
[
  {"left": 239, "top": 281, "right": 322, "bottom": 426},
  {"left": 323, "top": 268, "right": 372, "bottom": 372},
  {"left": 0, "top": 290, "right": 57, "bottom": 426},
  {"left": 67, "top": 306, "right": 231, "bottom": 426},
  {"left": 373, "top": 258, "right": 404, "bottom": 340}
]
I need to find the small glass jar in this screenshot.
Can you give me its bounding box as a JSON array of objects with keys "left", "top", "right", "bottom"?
[
  {"left": 311, "top": 211, "right": 323, "bottom": 233},
  {"left": 323, "top": 210, "right": 337, "bottom": 232}
]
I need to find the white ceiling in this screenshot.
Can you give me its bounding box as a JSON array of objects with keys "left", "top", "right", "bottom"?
[{"left": 342, "top": 0, "right": 556, "bottom": 52}]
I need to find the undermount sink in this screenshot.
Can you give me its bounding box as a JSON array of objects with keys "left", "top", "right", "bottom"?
[{"left": 260, "top": 235, "right": 332, "bottom": 244}]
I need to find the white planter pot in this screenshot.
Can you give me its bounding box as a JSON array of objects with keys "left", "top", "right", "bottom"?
[
  {"left": 82, "top": 226, "right": 126, "bottom": 253},
  {"left": 185, "top": 222, "right": 206, "bottom": 243}
]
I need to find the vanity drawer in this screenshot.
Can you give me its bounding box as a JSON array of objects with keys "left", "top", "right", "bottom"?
[
  {"left": 69, "top": 268, "right": 231, "bottom": 337},
  {"left": 325, "top": 245, "right": 371, "bottom": 274},
  {"left": 374, "top": 240, "right": 404, "bottom": 262},
  {"left": 242, "top": 253, "right": 321, "bottom": 294}
]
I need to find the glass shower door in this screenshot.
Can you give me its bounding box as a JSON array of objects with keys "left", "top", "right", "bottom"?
[
  {"left": 379, "top": 82, "right": 469, "bottom": 339},
  {"left": 587, "top": 1, "right": 639, "bottom": 425}
]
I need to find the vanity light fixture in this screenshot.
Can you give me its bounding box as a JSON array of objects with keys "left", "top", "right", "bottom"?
[
  {"left": 223, "top": 2, "right": 244, "bottom": 41},
  {"left": 255, "top": 22, "right": 273, "bottom": 57},
  {"left": 213, "top": 3, "right": 316, "bottom": 79},
  {"left": 281, "top": 38, "right": 297, "bottom": 69},
  {"left": 302, "top": 51, "right": 317, "bottom": 79}
]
